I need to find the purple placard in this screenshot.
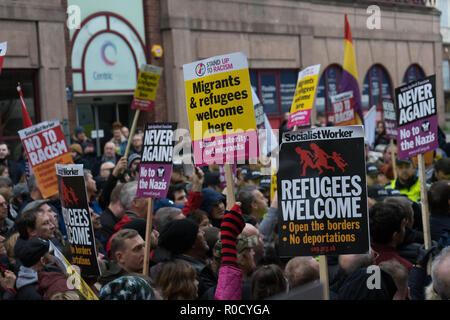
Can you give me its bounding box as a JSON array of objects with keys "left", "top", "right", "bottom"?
[
  {"left": 397, "top": 116, "right": 439, "bottom": 160},
  {"left": 136, "top": 123, "right": 177, "bottom": 198},
  {"left": 395, "top": 75, "right": 438, "bottom": 160},
  {"left": 382, "top": 100, "right": 397, "bottom": 140},
  {"left": 136, "top": 163, "right": 173, "bottom": 198}
]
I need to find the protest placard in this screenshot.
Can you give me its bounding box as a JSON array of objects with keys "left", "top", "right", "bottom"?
[
  {"left": 131, "top": 64, "right": 163, "bottom": 111},
  {"left": 0, "top": 42, "right": 6, "bottom": 74},
  {"left": 19, "top": 120, "right": 73, "bottom": 198},
  {"left": 382, "top": 99, "right": 397, "bottom": 140},
  {"left": 183, "top": 51, "right": 258, "bottom": 166},
  {"left": 49, "top": 242, "right": 99, "bottom": 300},
  {"left": 287, "top": 64, "right": 320, "bottom": 128},
  {"left": 327, "top": 91, "right": 356, "bottom": 126},
  {"left": 395, "top": 75, "right": 438, "bottom": 159},
  {"left": 56, "top": 164, "right": 100, "bottom": 278},
  {"left": 136, "top": 123, "right": 177, "bottom": 199},
  {"left": 278, "top": 126, "right": 369, "bottom": 257}
]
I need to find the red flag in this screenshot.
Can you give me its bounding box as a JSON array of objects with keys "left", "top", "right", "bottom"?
[
  {"left": 17, "top": 84, "right": 33, "bottom": 128},
  {"left": 0, "top": 42, "right": 6, "bottom": 74}
]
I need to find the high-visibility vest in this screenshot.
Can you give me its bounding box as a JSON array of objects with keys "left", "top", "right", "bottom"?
[{"left": 386, "top": 178, "right": 421, "bottom": 203}]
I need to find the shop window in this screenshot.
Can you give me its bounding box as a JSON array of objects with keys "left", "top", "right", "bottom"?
[
  {"left": 362, "top": 65, "right": 393, "bottom": 111},
  {"left": 402, "top": 64, "right": 425, "bottom": 85},
  {"left": 316, "top": 65, "right": 343, "bottom": 115},
  {"left": 250, "top": 70, "right": 298, "bottom": 126},
  {"left": 0, "top": 70, "right": 39, "bottom": 160}
]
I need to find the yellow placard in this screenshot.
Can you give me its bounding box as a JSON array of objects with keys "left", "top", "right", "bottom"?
[
  {"left": 290, "top": 74, "right": 319, "bottom": 113},
  {"left": 134, "top": 71, "right": 161, "bottom": 101},
  {"left": 185, "top": 68, "right": 257, "bottom": 140}
]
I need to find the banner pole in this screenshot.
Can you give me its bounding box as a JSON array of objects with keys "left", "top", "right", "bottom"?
[
  {"left": 417, "top": 153, "right": 432, "bottom": 275},
  {"left": 390, "top": 139, "right": 397, "bottom": 180},
  {"left": 319, "top": 255, "right": 330, "bottom": 300},
  {"left": 143, "top": 197, "right": 154, "bottom": 276},
  {"left": 224, "top": 163, "right": 236, "bottom": 210}
]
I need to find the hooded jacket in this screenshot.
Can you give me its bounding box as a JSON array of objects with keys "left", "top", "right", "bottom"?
[
  {"left": 199, "top": 188, "right": 225, "bottom": 228},
  {"left": 15, "top": 265, "right": 42, "bottom": 300}
]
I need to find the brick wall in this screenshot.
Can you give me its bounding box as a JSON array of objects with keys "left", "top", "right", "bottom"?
[
  {"left": 61, "top": 0, "right": 76, "bottom": 136},
  {"left": 142, "top": 0, "right": 167, "bottom": 126}
]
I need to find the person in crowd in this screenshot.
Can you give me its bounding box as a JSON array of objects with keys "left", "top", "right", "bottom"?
[
  {"left": 84, "top": 169, "right": 101, "bottom": 215},
  {"left": 14, "top": 237, "right": 67, "bottom": 300},
  {"left": 95, "top": 161, "right": 115, "bottom": 193},
  {"left": 97, "top": 156, "right": 127, "bottom": 210},
  {"left": 69, "top": 143, "right": 87, "bottom": 166},
  {"left": 99, "top": 183, "right": 125, "bottom": 245},
  {"left": 155, "top": 218, "right": 215, "bottom": 299},
  {"left": 170, "top": 164, "right": 188, "bottom": 185},
  {"left": 119, "top": 181, "right": 150, "bottom": 223},
  {"left": 154, "top": 207, "right": 185, "bottom": 233},
  {"left": 237, "top": 185, "right": 269, "bottom": 227},
  {"left": 203, "top": 170, "right": 222, "bottom": 193},
  {"left": 329, "top": 251, "right": 377, "bottom": 296},
  {"left": 333, "top": 266, "right": 397, "bottom": 300},
  {"left": 378, "top": 163, "right": 394, "bottom": 186},
  {"left": 382, "top": 143, "right": 398, "bottom": 165},
  {"left": 0, "top": 165, "right": 9, "bottom": 178},
  {"left": 0, "top": 194, "right": 14, "bottom": 239},
  {"left": 110, "top": 122, "right": 127, "bottom": 156},
  {"left": 126, "top": 153, "right": 141, "bottom": 181},
  {"left": 199, "top": 187, "right": 226, "bottom": 228},
  {"left": 155, "top": 259, "right": 198, "bottom": 300},
  {"left": 0, "top": 143, "right": 20, "bottom": 184},
  {"left": 284, "top": 256, "right": 320, "bottom": 289},
  {"left": 121, "top": 126, "right": 130, "bottom": 140},
  {"left": 426, "top": 246, "right": 450, "bottom": 300},
  {"left": 99, "top": 275, "right": 157, "bottom": 300},
  {"left": 242, "top": 223, "right": 264, "bottom": 266},
  {"left": 379, "top": 259, "right": 410, "bottom": 300},
  {"left": 0, "top": 268, "right": 16, "bottom": 300},
  {"left": 129, "top": 134, "right": 143, "bottom": 156},
  {"left": 98, "top": 229, "right": 145, "bottom": 286},
  {"left": 258, "top": 176, "right": 271, "bottom": 206},
  {"left": 374, "top": 121, "right": 389, "bottom": 147},
  {"left": 428, "top": 180, "right": 450, "bottom": 242},
  {"left": 101, "top": 142, "right": 120, "bottom": 166},
  {"left": 366, "top": 163, "right": 380, "bottom": 187},
  {"left": 386, "top": 158, "right": 422, "bottom": 203},
  {"left": 15, "top": 200, "right": 70, "bottom": 259},
  {"left": 251, "top": 264, "right": 287, "bottom": 300},
  {"left": 186, "top": 209, "right": 212, "bottom": 230},
  {"left": 431, "top": 157, "right": 450, "bottom": 181},
  {"left": 369, "top": 202, "right": 413, "bottom": 273}
]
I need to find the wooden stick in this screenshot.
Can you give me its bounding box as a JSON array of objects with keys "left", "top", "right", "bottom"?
[
  {"left": 224, "top": 163, "right": 236, "bottom": 210},
  {"left": 417, "top": 153, "right": 432, "bottom": 275},
  {"left": 319, "top": 255, "right": 330, "bottom": 300},
  {"left": 390, "top": 139, "right": 397, "bottom": 180},
  {"left": 123, "top": 109, "right": 141, "bottom": 160},
  {"left": 142, "top": 197, "right": 154, "bottom": 276}
]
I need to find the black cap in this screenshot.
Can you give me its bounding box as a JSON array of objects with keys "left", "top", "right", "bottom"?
[
  {"left": 14, "top": 238, "right": 50, "bottom": 267},
  {"left": 366, "top": 163, "right": 379, "bottom": 176},
  {"left": 259, "top": 176, "right": 271, "bottom": 190},
  {"left": 204, "top": 171, "right": 220, "bottom": 187},
  {"left": 245, "top": 169, "right": 262, "bottom": 182},
  {"left": 396, "top": 158, "right": 413, "bottom": 165}
]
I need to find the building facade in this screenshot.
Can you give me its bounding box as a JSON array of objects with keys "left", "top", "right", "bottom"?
[
  {"left": 160, "top": 0, "right": 443, "bottom": 130},
  {"left": 0, "top": 0, "right": 68, "bottom": 159}
]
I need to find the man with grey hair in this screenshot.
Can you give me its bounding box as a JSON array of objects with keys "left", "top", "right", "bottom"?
[
  {"left": 154, "top": 207, "right": 185, "bottom": 233},
  {"left": 427, "top": 246, "right": 450, "bottom": 300}
]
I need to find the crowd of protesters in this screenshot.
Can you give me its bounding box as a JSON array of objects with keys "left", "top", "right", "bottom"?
[{"left": 0, "top": 118, "right": 449, "bottom": 301}]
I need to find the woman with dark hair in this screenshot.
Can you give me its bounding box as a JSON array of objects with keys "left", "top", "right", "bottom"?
[
  {"left": 251, "top": 264, "right": 287, "bottom": 300},
  {"left": 155, "top": 259, "right": 198, "bottom": 300},
  {"left": 374, "top": 121, "right": 389, "bottom": 147}
]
